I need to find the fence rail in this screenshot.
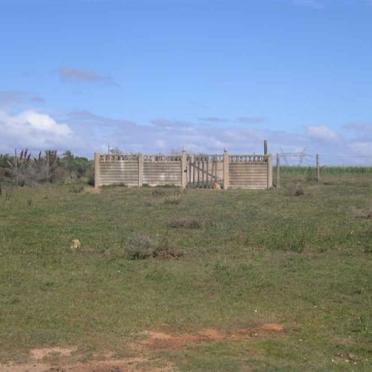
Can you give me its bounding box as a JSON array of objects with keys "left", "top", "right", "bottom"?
[{"left": 95, "top": 151, "right": 273, "bottom": 190}]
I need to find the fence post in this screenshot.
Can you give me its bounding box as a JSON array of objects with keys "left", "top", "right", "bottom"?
[
  {"left": 181, "top": 151, "right": 187, "bottom": 189},
  {"left": 94, "top": 152, "right": 101, "bottom": 189},
  {"left": 316, "top": 154, "right": 320, "bottom": 183},
  {"left": 138, "top": 153, "right": 144, "bottom": 187},
  {"left": 276, "top": 153, "right": 280, "bottom": 189},
  {"left": 267, "top": 154, "right": 273, "bottom": 189},
  {"left": 223, "top": 150, "right": 230, "bottom": 189}
]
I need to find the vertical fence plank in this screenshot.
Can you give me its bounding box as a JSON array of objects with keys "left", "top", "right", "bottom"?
[
  {"left": 138, "top": 153, "right": 144, "bottom": 187},
  {"left": 192, "top": 156, "right": 195, "bottom": 185},
  {"left": 206, "top": 158, "right": 209, "bottom": 185},
  {"left": 202, "top": 159, "right": 205, "bottom": 185},
  {"left": 223, "top": 150, "right": 230, "bottom": 189},
  {"left": 197, "top": 160, "right": 200, "bottom": 184},
  {"left": 188, "top": 157, "right": 191, "bottom": 184},
  {"left": 267, "top": 154, "right": 273, "bottom": 189},
  {"left": 276, "top": 153, "right": 280, "bottom": 189},
  {"left": 181, "top": 151, "right": 187, "bottom": 189},
  {"left": 94, "top": 152, "right": 101, "bottom": 189}
]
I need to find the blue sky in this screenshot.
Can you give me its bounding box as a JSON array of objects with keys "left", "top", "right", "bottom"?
[{"left": 1, "top": 0, "right": 372, "bottom": 163}]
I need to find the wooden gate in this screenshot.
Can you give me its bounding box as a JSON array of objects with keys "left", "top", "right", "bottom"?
[{"left": 187, "top": 155, "right": 224, "bottom": 188}]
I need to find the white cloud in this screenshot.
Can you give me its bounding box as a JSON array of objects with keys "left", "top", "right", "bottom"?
[
  {"left": 16, "top": 111, "right": 71, "bottom": 136},
  {"left": 0, "top": 91, "right": 45, "bottom": 109},
  {"left": 0, "top": 110, "right": 73, "bottom": 152},
  {"left": 57, "top": 66, "right": 117, "bottom": 85},
  {"left": 307, "top": 125, "right": 339, "bottom": 141},
  {"left": 1, "top": 108, "right": 371, "bottom": 165}
]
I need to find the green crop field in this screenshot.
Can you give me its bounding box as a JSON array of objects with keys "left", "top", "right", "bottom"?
[{"left": 0, "top": 174, "right": 371, "bottom": 371}]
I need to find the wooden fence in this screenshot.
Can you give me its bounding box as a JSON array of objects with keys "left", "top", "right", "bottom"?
[{"left": 95, "top": 151, "right": 273, "bottom": 190}]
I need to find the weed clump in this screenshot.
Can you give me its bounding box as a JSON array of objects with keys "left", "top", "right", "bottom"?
[
  {"left": 168, "top": 218, "right": 201, "bottom": 229},
  {"left": 69, "top": 185, "right": 84, "bottom": 193},
  {"left": 125, "top": 234, "right": 183, "bottom": 260},
  {"left": 288, "top": 183, "right": 305, "bottom": 197},
  {"left": 154, "top": 238, "right": 184, "bottom": 259},
  {"left": 163, "top": 195, "right": 182, "bottom": 205},
  {"left": 151, "top": 189, "right": 166, "bottom": 197}
]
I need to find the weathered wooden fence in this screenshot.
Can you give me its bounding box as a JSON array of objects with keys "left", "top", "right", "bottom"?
[{"left": 95, "top": 151, "right": 273, "bottom": 190}]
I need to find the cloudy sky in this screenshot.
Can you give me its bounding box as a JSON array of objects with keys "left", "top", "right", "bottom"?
[{"left": 1, "top": 0, "right": 372, "bottom": 164}]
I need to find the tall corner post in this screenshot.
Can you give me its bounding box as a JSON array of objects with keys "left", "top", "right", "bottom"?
[
  {"left": 138, "top": 153, "right": 144, "bottom": 187},
  {"left": 181, "top": 151, "right": 187, "bottom": 189},
  {"left": 267, "top": 154, "right": 273, "bottom": 189},
  {"left": 223, "top": 150, "right": 230, "bottom": 190},
  {"left": 94, "top": 152, "right": 101, "bottom": 189}
]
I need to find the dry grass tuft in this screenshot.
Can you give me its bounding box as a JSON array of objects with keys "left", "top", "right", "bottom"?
[{"left": 168, "top": 218, "right": 201, "bottom": 229}]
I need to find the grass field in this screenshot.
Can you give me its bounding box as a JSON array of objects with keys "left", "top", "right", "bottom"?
[{"left": 0, "top": 174, "right": 371, "bottom": 371}]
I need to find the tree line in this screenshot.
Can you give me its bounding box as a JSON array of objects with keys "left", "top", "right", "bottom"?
[{"left": 0, "top": 150, "right": 94, "bottom": 186}]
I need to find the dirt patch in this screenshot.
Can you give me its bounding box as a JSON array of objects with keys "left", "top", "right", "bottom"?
[
  {"left": 259, "top": 323, "right": 284, "bottom": 332},
  {"left": 141, "top": 323, "right": 285, "bottom": 351},
  {"left": 62, "top": 357, "right": 172, "bottom": 372},
  {"left": 351, "top": 207, "right": 372, "bottom": 219},
  {"left": 198, "top": 328, "right": 225, "bottom": 340},
  {"left": 1, "top": 324, "right": 284, "bottom": 371},
  {"left": 0, "top": 357, "right": 173, "bottom": 372},
  {"left": 30, "top": 346, "right": 77, "bottom": 360}
]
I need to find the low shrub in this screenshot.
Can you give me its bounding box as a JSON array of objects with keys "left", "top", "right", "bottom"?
[
  {"left": 125, "top": 234, "right": 156, "bottom": 260},
  {"left": 125, "top": 234, "right": 183, "bottom": 260}
]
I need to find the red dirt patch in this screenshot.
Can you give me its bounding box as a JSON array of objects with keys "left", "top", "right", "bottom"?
[
  {"left": 1, "top": 323, "right": 284, "bottom": 371},
  {"left": 30, "top": 346, "right": 77, "bottom": 360},
  {"left": 141, "top": 323, "right": 285, "bottom": 351},
  {"left": 141, "top": 331, "right": 200, "bottom": 350},
  {"left": 198, "top": 328, "right": 224, "bottom": 340},
  {"left": 0, "top": 357, "right": 173, "bottom": 372},
  {"left": 259, "top": 323, "right": 284, "bottom": 332}
]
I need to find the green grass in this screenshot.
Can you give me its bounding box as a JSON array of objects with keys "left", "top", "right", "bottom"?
[
  {"left": 0, "top": 175, "right": 372, "bottom": 370},
  {"left": 279, "top": 165, "right": 372, "bottom": 176}
]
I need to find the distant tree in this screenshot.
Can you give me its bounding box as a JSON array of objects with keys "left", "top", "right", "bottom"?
[
  {"left": 109, "top": 147, "right": 123, "bottom": 155},
  {"left": 61, "top": 151, "right": 91, "bottom": 178}
]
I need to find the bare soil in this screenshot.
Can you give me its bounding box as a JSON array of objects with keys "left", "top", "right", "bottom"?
[{"left": 0, "top": 324, "right": 284, "bottom": 371}]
